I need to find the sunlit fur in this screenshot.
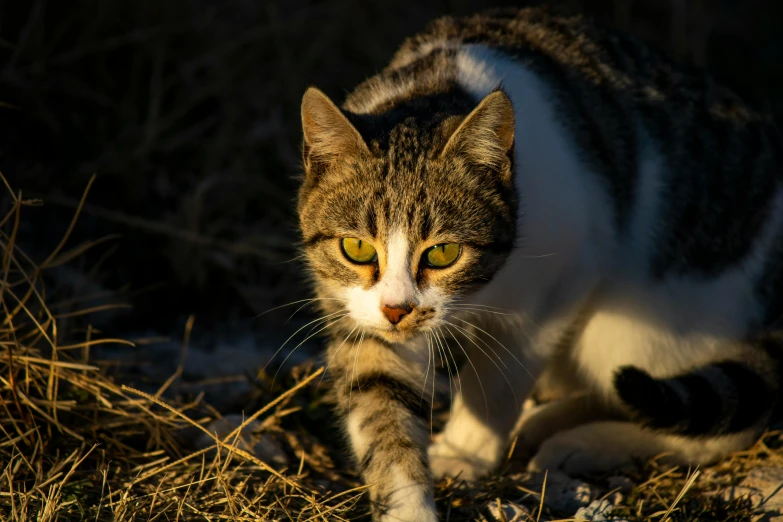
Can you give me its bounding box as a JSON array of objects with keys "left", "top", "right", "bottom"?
[{"left": 297, "top": 7, "right": 783, "bottom": 522}]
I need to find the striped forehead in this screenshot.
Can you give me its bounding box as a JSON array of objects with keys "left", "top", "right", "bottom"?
[
  {"left": 364, "top": 180, "right": 434, "bottom": 244},
  {"left": 345, "top": 112, "right": 467, "bottom": 243}
]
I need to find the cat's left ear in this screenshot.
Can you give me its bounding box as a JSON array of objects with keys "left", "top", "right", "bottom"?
[
  {"left": 440, "top": 90, "right": 515, "bottom": 179},
  {"left": 301, "top": 87, "right": 369, "bottom": 179}
]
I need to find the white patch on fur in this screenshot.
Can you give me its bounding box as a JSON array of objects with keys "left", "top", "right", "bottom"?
[
  {"left": 344, "top": 231, "right": 416, "bottom": 328},
  {"left": 438, "top": 43, "right": 778, "bottom": 475},
  {"left": 346, "top": 410, "right": 369, "bottom": 459},
  {"left": 528, "top": 421, "right": 758, "bottom": 475},
  {"left": 576, "top": 186, "right": 783, "bottom": 395},
  {"left": 380, "top": 232, "right": 416, "bottom": 306},
  {"left": 454, "top": 45, "right": 612, "bottom": 321},
  {"left": 625, "top": 128, "right": 664, "bottom": 268},
  {"left": 342, "top": 230, "right": 454, "bottom": 338},
  {"left": 423, "top": 46, "right": 616, "bottom": 477},
  {"left": 383, "top": 466, "right": 437, "bottom": 522},
  {"left": 428, "top": 393, "right": 507, "bottom": 479}
]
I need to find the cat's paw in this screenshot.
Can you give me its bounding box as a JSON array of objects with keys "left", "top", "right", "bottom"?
[
  {"left": 428, "top": 442, "right": 495, "bottom": 481},
  {"left": 527, "top": 428, "right": 637, "bottom": 476},
  {"left": 382, "top": 502, "right": 438, "bottom": 522},
  {"left": 380, "top": 484, "right": 438, "bottom": 522}
]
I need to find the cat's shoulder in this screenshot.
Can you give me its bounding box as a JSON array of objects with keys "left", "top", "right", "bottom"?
[{"left": 387, "top": 6, "right": 607, "bottom": 69}]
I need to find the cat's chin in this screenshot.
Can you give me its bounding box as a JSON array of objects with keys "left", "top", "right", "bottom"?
[{"left": 374, "top": 328, "right": 420, "bottom": 344}]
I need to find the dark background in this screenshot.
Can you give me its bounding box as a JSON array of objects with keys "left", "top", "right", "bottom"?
[{"left": 1, "top": 0, "right": 781, "bottom": 339}]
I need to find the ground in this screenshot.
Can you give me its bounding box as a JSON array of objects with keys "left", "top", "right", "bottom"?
[{"left": 2, "top": 179, "right": 781, "bottom": 521}]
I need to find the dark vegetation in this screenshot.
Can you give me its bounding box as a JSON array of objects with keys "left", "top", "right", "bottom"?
[{"left": 2, "top": 0, "right": 782, "bottom": 333}]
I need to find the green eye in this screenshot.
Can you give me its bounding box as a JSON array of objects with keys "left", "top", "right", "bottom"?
[
  {"left": 424, "top": 243, "right": 461, "bottom": 268},
  {"left": 341, "top": 238, "right": 377, "bottom": 264}
]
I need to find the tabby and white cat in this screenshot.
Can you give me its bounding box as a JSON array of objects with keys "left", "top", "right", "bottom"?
[{"left": 297, "top": 7, "right": 783, "bottom": 521}]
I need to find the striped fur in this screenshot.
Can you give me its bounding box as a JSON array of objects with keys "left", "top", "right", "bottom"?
[
  {"left": 615, "top": 334, "right": 783, "bottom": 436},
  {"left": 297, "top": 7, "right": 783, "bottom": 521}
]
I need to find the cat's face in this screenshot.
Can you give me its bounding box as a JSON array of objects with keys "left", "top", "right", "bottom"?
[{"left": 298, "top": 87, "right": 517, "bottom": 344}]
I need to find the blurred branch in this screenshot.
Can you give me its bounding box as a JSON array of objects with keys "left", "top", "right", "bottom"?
[{"left": 38, "top": 192, "right": 291, "bottom": 260}]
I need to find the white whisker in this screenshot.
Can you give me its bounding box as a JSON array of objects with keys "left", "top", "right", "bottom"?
[
  {"left": 441, "top": 323, "right": 489, "bottom": 418},
  {"left": 273, "top": 314, "right": 348, "bottom": 384},
  {"left": 453, "top": 317, "right": 538, "bottom": 384},
  {"left": 286, "top": 300, "right": 319, "bottom": 322},
  {"left": 319, "top": 323, "right": 360, "bottom": 390},
  {"left": 449, "top": 299, "right": 513, "bottom": 313},
  {"left": 443, "top": 320, "right": 519, "bottom": 411},
  {"left": 436, "top": 326, "right": 463, "bottom": 398},
  {"left": 432, "top": 327, "right": 454, "bottom": 406},
  {"left": 517, "top": 252, "right": 558, "bottom": 259},
  {"left": 263, "top": 310, "right": 346, "bottom": 373},
  {"left": 444, "top": 320, "right": 509, "bottom": 369},
  {"left": 420, "top": 332, "right": 433, "bottom": 398},
  {"left": 348, "top": 327, "right": 365, "bottom": 414},
  {"left": 450, "top": 306, "right": 513, "bottom": 317},
  {"left": 423, "top": 332, "right": 436, "bottom": 435},
  {"left": 254, "top": 297, "right": 345, "bottom": 319}
]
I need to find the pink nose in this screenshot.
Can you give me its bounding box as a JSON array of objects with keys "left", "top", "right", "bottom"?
[{"left": 381, "top": 304, "right": 414, "bottom": 325}]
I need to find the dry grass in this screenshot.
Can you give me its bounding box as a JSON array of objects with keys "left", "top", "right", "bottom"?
[
  {"left": 1, "top": 173, "right": 780, "bottom": 521},
  {"left": 0, "top": 175, "right": 369, "bottom": 521}
]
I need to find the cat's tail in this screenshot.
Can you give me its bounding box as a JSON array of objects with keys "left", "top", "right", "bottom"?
[{"left": 613, "top": 333, "right": 783, "bottom": 436}]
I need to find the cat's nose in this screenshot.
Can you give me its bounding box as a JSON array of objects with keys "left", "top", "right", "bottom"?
[{"left": 381, "top": 303, "right": 414, "bottom": 325}]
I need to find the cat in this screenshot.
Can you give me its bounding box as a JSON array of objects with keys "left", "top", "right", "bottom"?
[{"left": 297, "top": 7, "right": 783, "bottom": 522}]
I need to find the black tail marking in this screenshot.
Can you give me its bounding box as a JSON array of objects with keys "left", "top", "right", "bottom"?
[{"left": 614, "top": 335, "right": 783, "bottom": 437}]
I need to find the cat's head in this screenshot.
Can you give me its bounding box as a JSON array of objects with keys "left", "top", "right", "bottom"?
[{"left": 297, "top": 87, "right": 517, "bottom": 344}]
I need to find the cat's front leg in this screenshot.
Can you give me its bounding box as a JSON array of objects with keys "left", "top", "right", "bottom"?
[
  {"left": 331, "top": 335, "right": 437, "bottom": 522},
  {"left": 428, "top": 327, "right": 547, "bottom": 481}
]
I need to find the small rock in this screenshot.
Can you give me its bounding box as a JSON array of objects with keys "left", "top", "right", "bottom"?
[
  {"left": 723, "top": 467, "right": 783, "bottom": 514},
  {"left": 195, "top": 414, "right": 288, "bottom": 468},
  {"left": 606, "top": 475, "right": 634, "bottom": 495},
  {"left": 525, "top": 471, "right": 596, "bottom": 513},
  {"left": 601, "top": 476, "right": 631, "bottom": 507},
  {"left": 486, "top": 500, "right": 531, "bottom": 522},
  {"left": 574, "top": 499, "right": 614, "bottom": 521}
]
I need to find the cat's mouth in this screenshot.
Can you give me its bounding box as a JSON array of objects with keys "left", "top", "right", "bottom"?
[
  {"left": 376, "top": 328, "right": 419, "bottom": 344},
  {"left": 371, "top": 317, "right": 434, "bottom": 344},
  {"left": 344, "top": 304, "right": 440, "bottom": 344}
]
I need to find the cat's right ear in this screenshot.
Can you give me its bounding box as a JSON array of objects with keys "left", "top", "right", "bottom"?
[
  {"left": 440, "top": 90, "right": 515, "bottom": 181},
  {"left": 301, "top": 87, "right": 369, "bottom": 179}
]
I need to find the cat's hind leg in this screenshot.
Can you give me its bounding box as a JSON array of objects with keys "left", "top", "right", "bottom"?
[
  {"left": 530, "top": 332, "right": 783, "bottom": 475},
  {"left": 512, "top": 392, "right": 624, "bottom": 462},
  {"left": 528, "top": 420, "right": 759, "bottom": 475}
]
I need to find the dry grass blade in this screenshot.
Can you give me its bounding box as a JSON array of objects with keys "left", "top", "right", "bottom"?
[
  {"left": 119, "top": 373, "right": 321, "bottom": 493},
  {"left": 0, "top": 173, "right": 361, "bottom": 520},
  {"left": 659, "top": 469, "right": 700, "bottom": 521}
]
